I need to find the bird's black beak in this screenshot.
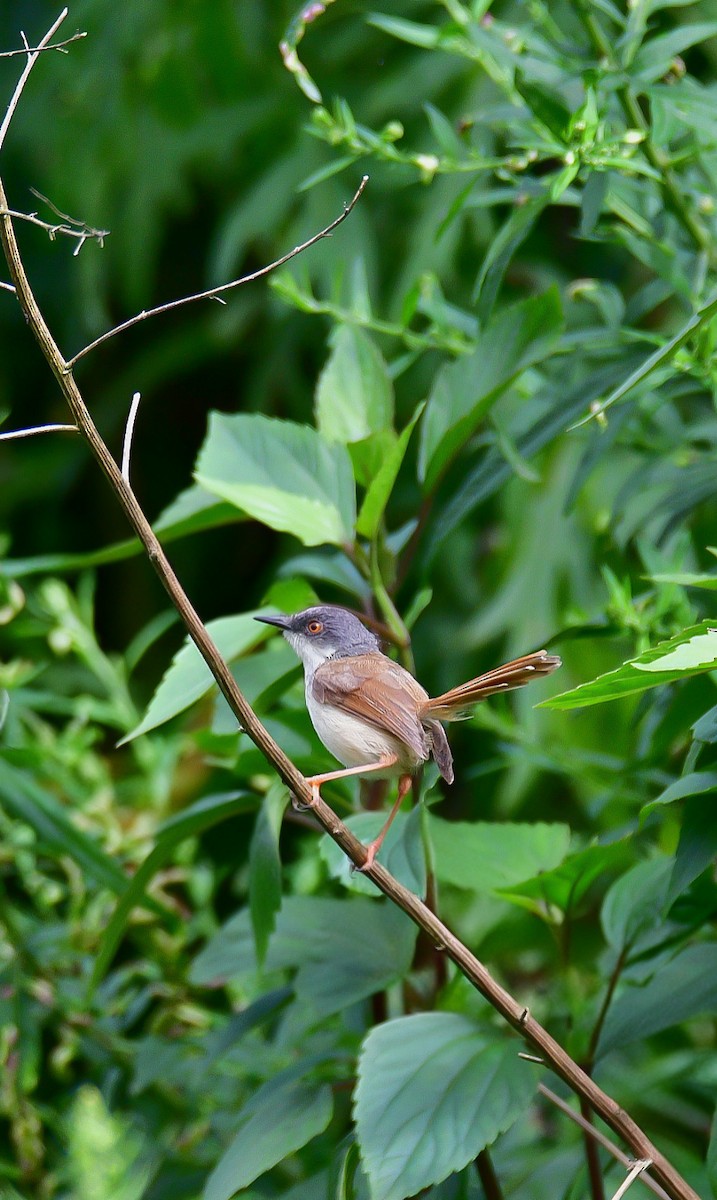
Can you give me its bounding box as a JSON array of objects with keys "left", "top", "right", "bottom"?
[{"left": 254, "top": 612, "right": 291, "bottom": 630}]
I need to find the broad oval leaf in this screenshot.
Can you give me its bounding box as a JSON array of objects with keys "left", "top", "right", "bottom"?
[
  {"left": 428, "top": 816, "right": 571, "bottom": 892},
  {"left": 204, "top": 1077, "right": 333, "bottom": 1200},
  {"left": 542, "top": 621, "right": 717, "bottom": 710},
  {"left": 195, "top": 411, "right": 356, "bottom": 546},
  {"left": 600, "top": 857, "right": 672, "bottom": 952},
  {"left": 315, "top": 325, "right": 393, "bottom": 444},
  {"left": 354, "top": 1013, "right": 534, "bottom": 1200}
]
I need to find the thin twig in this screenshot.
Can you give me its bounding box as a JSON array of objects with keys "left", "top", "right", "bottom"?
[
  {"left": 538, "top": 1086, "right": 670, "bottom": 1200},
  {"left": 121, "top": 392, "right": 141, "bottom": 483},
  {"left": 0, "top": 422, "right": 77, "bottom": 442},
  {"left": 0, "top": 29, "right": 86, "bottom": 58},
  {"left": 67, "top": 175, "right": 370, "bottom": 367},
  {"left": 583, "top": 1095, "right": 607, "bottom": 1200},
  {"left": 611, "top": 1162, "right": 653, "bottom": 1200},
  {"left": 0, "top": 10, "right": 69, "bottom": 155},
  {"left": 475, "top": 1149, "right": 504, "bottom": 1200},
  {"left": 0, "top": 206, "right": 108, "bottom": 249},
  {"left": 0, "top": 280, "right": 15, "bottom": 293}
]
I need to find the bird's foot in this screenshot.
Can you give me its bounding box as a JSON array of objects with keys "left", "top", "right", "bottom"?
[{"left": 292, "top": 777, "right": 322, "bottom": 811}]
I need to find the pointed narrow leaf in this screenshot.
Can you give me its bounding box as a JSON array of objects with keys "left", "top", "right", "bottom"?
[
  {"left": 542, "top": 621, "right": 717, "bottom": 710},
  {"left": 204, "top": 1078, "right": 333, "bottom": 1200},
  {"left": 355, "top": 1014, "right": 533, "bottom": 1200},
  {"left": 356, "top": 403, "right": 424, "bottom": 538},
  {"left": 598, "top": 944, "right": 717, "bottom": 1055},
  {"left": 249, "top": 782, "right": 287, "bottom": 963}
]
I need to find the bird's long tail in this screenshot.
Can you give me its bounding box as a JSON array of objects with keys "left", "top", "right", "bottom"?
[{"left": 422, "top": 651, "right": 561, "bottom": 721}]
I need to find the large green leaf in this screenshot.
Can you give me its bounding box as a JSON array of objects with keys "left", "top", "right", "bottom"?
[
  {"left": 354, "top": 1014, "right": 534, "bottom": 1200},
  {"left": 191, "top": 896, "right": 417, "bottom": 1018},
  {"left": 315, "top": 325, "right": 393, "bottom": 444},
  {"left": 204, "top": 1076, "right": 333, "bottom": 1200},
  {"left": 542, "top": 621, "right": 717, "bottom": 710},
  {"left": 418, "top": 288, "right": 563, "bottom": 493},
  {"left": 598, "top": 944, "right": 717, "bottom": 1055},
  {"left": 498, "top": 842, "right": 632, "bottom": 916},
  {"left": 195, "top": 411, "right": 356, "bottom": 545},
  {"left": 428, "top": 816, "right": 571, "bottom": 892}
]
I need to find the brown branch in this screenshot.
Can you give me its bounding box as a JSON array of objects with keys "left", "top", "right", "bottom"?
[
  {"left": 0, "top": 29, "right": 86, "bottom": 58},
  {"left": 539, "top": 1086, "right": 670, "bottom": 1200},
  {"left": 0, "top": 10, "right": 70, "bottom": 154},
  {"left": 67, "top": 174, "right": 369, "bottom": 367},
  {"left": 0, "top": 206, "right": 107, "bottom": 252},
  {"left": 0, "top": 22, "right": 702, "bottom": 1200}
]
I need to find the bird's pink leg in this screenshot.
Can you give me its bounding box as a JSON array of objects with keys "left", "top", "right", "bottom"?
[
  {"left": 300, "top": 755, "right": 398, "bottom": 807},
  {"left": 359, "top": 773, "right": 413, "bottom": 872}
]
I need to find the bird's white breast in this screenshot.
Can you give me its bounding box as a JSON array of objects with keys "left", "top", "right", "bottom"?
[{"left": 305, "top": 681, "right": 405, "bottom": 771}]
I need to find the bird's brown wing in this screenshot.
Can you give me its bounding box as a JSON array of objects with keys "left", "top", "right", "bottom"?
[
  {"left": 312, "top": 653, "right": 430, "bottom": 763},
  {"left": 424, "top": 651, "right": 561, "bottom": 720}
]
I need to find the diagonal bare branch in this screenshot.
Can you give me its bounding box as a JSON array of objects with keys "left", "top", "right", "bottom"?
[
  {"left": 67, "top": 174, "right": 369, "bottom": 367},
  {"left": 0, "top": 9, "right": 69, "bottom": 155}
]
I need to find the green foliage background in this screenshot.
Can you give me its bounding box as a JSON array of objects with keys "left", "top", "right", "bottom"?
[{"left": 2, "top": 1, "right": 717, "bottom": 1198}]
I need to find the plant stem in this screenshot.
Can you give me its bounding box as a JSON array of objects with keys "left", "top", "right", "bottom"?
[{"left": 476, "top": 1149, "right": 504, "bottom": 1200}]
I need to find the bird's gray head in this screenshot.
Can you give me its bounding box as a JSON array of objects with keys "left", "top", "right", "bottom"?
[{"left": 255, "top": 604, "right": 380, "bottom": 673}]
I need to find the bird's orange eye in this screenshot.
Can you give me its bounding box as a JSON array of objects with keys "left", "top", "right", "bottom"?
[{"left": 307, "top": 620, "right": 323, "bottom": 635}]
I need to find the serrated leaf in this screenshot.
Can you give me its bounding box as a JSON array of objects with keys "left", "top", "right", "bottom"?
[
  {"left": 598, "top": 944, "right": 717, "bottom": 1055},
  {"left": 542, "top": 621, "right": 717, "bottom": 710},
  {"left": 204, "top": 1077, "right": 333, "bottom": 1200},
  {"left": 419, "top": 288, "right": 563, "bottom": 492},
  {"left": 356, "top": 403, "right": 424, "bottom": 538},
  {"left": 428, "top": 816, "right": 571, "bottom": 892},
  {"left": 316, "top": 326, "right": 393, "bottom": 445},
  {"left": 355, "top": 1014, "right": 533, "bottom": 1200},
  {"left": 195, "top": 412, "right": 356, "bottom": 546},
  {"left": 249, "top": 782, "right": 287, "bottom": 964}
]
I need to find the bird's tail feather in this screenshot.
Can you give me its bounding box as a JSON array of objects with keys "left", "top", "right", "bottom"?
[{"left": 422, "top": 651, "right": 561, "bottom": 721}]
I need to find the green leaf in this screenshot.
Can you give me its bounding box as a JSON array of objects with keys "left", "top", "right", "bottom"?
[
  {"left": 355, "top": 1014, "right": 533, "bottom": 1200},
  {"left": 598, "top": 944, "right": 717, "bottom": 1055},
  {"left": 641, "top": 769, "right": 717, "bottom": 821},
  {"left": 573, "top": 291, "right": 717, "bottom": 428},
  {"left": 542, "top": 621, "right": 717, "bottom": 710},
  {"left": 121, "top": 611, "right": 272, "bottom": 741},
  {"left": 473, "top": 193, "right": 551, "bottom": 323},
  {"left": 652, "top": 571, "right": 717, "bottom": 590},
  {"left": 668, "top": 796, "right": 717, "bottom": 905},
  {"left": 632, "top": 23, "right": 717, "bottom": 83},
  {"left": 192, "top": 896, "right": 417, "bottom": 1018},
  {"left": 319, "top": 809, "right": 426, "bottom": 897},
  {"left": 315, "top": 326, "right": 393, "bottom": 445},
  {"left": 90, "top": 791, "right": 257, "bottom": 993},
  {"left": 419, "top": 288, "right": 563, "bottom": 492},
  {"left": 0, "top": 757, "right": 127, "bottom": 897},
  {"left": 498, "top": 842, "right": 631, "bottom": 915},
  {"left": 249, "top": 782, "right": 287, "bottom": 964},
  {"left": 601, "top": 858, "right": 672, "bottom": 952},
  {"left": 204, "top": 1077, "right": 333, "bottom": 1200},
  {"left": 195, "top": 412, "right": 356, "bottom": 546},
  {"left": 356, "top": 403, "right": 424, "bottom": 538},
  {"left": 428, "top": 816, "right": 571, "bottom": 892}
]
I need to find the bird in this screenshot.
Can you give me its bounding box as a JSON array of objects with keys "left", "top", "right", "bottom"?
[{"left": 255, "top": 604, "right": 561, "bottom": 869}]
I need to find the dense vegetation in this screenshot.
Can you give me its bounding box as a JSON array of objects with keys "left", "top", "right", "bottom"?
[{"left": 2, "top": 2, "right": 717, "bottom": 1198}]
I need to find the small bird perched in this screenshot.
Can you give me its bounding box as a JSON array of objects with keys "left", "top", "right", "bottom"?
[{"left": 255, "top": 604, "right": 561, "bottom": 868}]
